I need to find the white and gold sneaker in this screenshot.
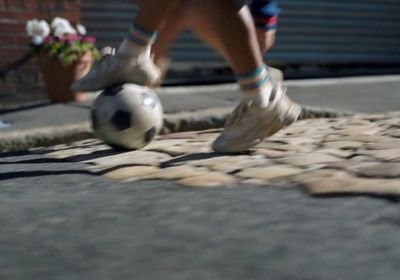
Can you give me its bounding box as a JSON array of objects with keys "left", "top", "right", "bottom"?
[
  {"left": 71, "top": 48, "right": 160, "bottom": 92},
  {"left": 212, "top": 77, "right": 301, "bottom": 153}
]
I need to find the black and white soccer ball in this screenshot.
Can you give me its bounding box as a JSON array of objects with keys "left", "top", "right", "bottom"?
[{"left": 91, "top": 84, "right": 163, "bottom": 150}]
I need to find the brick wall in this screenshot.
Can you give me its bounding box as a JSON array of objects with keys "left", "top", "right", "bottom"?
[{"left": 0, "top": 0, "right": 81, "bottom": 107}]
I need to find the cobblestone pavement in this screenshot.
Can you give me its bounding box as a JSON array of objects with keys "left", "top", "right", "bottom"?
[{"left": 32, "top": 111, "right": 400, "bottom": 197}]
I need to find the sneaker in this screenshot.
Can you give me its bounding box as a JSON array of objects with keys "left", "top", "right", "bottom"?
[
  {"left": 212, "top": 79, "right": 301, "bottom": 153},
  {"left": 265, "top": 66, "right": 284, "bottom": 86},
  {"left": 71, "top": 48, "right": 161, "bottom": 92}
]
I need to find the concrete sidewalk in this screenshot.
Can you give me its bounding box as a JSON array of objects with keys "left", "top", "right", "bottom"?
[{"left": 1, "top": 75, "right": 400, "bottom": 152}]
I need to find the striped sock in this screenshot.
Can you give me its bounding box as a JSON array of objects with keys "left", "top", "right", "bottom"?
[
  {"left": 126, "top": 23, "right": 157, "bottom": 48},
  {"left": 117, "top": 23, "right": 157, "bottom": 56},
  {"left": 237, "top": 66, "right": 273, "bottom": 107}
]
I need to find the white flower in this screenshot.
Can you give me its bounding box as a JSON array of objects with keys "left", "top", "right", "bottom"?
[
  {"left": 26, "top": 19, "right": 50, "bottom": 45},
  {"left": 51, "top": 17, "right": 76, "bottom": 37},
  {"left": 51, "top": 17, "right": 72, "bottom": 29},
  {"left": 76, "top": 24, "right": 87, "bottom": 35}
]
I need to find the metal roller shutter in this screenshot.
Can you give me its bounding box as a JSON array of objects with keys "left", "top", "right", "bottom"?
[
  {"left": 275, "top": 0, "right": 400, "bottom": 64},
  {"left": 81, "top": 0, "right": 400, "bottom": 79}
]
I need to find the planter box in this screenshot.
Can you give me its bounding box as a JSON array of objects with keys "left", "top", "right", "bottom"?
[{"left": 37, "top": 51, "right": 93, "bottom": 102}]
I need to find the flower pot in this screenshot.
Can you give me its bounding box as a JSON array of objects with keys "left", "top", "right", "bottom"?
[{"left": 37, "top": 51, "right": 94, "bottom": 102}]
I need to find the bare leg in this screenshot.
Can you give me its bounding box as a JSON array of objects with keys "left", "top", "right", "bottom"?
[
  {"left": 151, "top": 2, "right": 190, "bottom": 85},
  {"left": 151, "top": 1, "right": 264, "bottom": 83},
  {"left": 118, "top": 0, "right": 184, "bottom": 56},
  {"left": 152, "top": 12, "right": 188, "bottom": 66},
  {"left": 135, "top": 0, "right": 183, "bottom": 31},
  {"left": 154, "top": 1, "right": 263, "bottom": 74},
  {"left": 191, "top": 0, "right": 263, "bottom": 74},
  {"left": 189, "top": 6, "right": 283, "bottom": 83}
]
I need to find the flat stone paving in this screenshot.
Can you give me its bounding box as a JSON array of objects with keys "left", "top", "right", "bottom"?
[{"left": 32, "top": 111, "right": 400, "bottom": 197}]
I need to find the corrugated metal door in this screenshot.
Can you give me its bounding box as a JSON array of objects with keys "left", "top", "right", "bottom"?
[
  {"left": 276, "top": 0, "right": 400, "bottom": 64},
  {"left": 81, "top": 0, "right": 400, "bottom": 69}
]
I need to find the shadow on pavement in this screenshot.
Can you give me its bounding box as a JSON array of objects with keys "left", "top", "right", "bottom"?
[
  {"left": 0, "top": 169, "right": 95, "bottom": 181},
  {"left": 160, "top": 152, "right": 249, "bottom": 168},
  {"left": 0, "top": 157, "right": 66, "bottom": 165}
]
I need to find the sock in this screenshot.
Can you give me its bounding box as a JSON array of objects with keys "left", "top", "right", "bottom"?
[
  {"left": 237, "top": 66, "right": 273, "bottom": 108},
  {"left": 117, "top": 23, "right": 157, "bottom": 57}
]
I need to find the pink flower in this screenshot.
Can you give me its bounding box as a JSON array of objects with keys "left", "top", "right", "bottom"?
[
  {"left": 44, "top": 35, "right": 56, "bottom": 44},
  {"left": 83, "top": 36, "right": 96, "bottom": 44},
  {"left": 60, "top": 34, "right": 82, "bottom": 43}
]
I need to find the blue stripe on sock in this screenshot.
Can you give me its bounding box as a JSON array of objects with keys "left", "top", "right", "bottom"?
[
  {"left": 126, "top": 31, "right": 148, "bottom": 46},
  {"left": 240, "top": 75, "right": 269, "bottom": 91},
  {"left": 237, "top": 66, "right": 265, "bottom": 80},
  {"left": 130, "top": 23, "right": 157, "bottom": 39}
]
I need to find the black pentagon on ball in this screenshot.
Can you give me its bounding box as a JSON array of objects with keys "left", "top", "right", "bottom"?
[
  {"left": 111, "top": 110, "right": 132, "bottom": 131},
  {"left": 91, "top": 109, "right": 98, "bottom": 130},
  {"left": 102, "top": 85, "right": 124, "bottom": 96},
  {"left": 144, "top": 127, "right": 157, "bottom": 144}
]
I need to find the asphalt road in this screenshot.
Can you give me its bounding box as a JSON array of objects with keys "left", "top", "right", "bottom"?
[{"left": 1, "top": 151, "right": 400, "bottom": 280}]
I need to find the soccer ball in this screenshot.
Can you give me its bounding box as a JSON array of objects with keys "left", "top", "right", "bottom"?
[{"left": 91, "top": 84, "right": 163, "bottom": 150}]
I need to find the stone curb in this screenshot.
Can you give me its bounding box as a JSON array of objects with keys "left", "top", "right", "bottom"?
[
  {"left": 0, "top": 105, "right": 355, "bottom": 152},
  {"left": 0, "top": 123, "right": 92, "bottom": 153}
]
